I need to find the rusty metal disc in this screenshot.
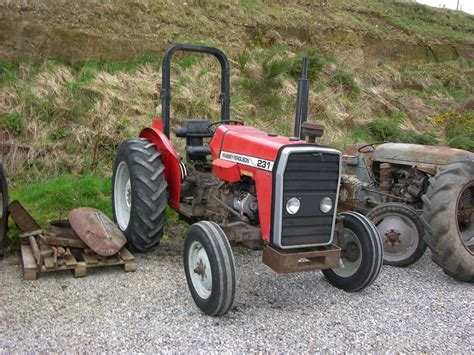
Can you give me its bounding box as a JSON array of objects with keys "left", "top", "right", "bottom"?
[{"left": 69, "top": 208, "right": 126, "bottom": 256}]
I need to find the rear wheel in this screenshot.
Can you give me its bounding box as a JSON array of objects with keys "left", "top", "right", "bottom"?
[
  {"left": 323, "top": 212, "right": 383, "bottom": 292},
  {"left": 0, "top": 162, "right": 8, "bottom": 257},
  {"left": 422, "top": 161, "right": 474, "bottom": 282},
  {"left": 112, "top": 139, "right": 167, "bottom": 252},
  {"left": 367, "top": 203, "right": 426, "bottom": 267},
  {"left": 184, "top": 221, "right": 236, "bottom": 316}
]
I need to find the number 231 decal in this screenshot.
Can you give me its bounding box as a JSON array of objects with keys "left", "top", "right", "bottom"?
[{"left": 220, "top": 151, "right": 274, "bottom": 172}]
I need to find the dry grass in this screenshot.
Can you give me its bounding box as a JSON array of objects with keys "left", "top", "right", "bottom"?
[{"left": 1, "top": 46, "right": 473, "bottom": 183}]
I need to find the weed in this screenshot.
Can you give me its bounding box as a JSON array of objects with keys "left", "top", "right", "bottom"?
[
  {"left": 181, "top": 55, "right": 197, "bottom": 69},
  {"left": 447, "top": 133, "right": 474, "bottom": 151},
  {"left": 290, "top": 48, "right": 327, "bottom": 80},
  {"left": 367, "top": 117, "right": 438, "bottom": 145},
  {"left": 239, "top": 0, "right": 255, "bottom": 9},
  {"left": 0, "top": 112, "right": 23, "bottom": 136},
  {"left": 49, "top": 129, "right": 73, "bottom": 140},
  {"left": 236, "top": 51, "right": 251, "bottom": 72},
  {"left": 330, "top": 71, "right": 361, "bottom": 98},
  {"left": 434, "top": 107, "right": 474, "bottom": 150},
  {"left": 392, "top": 110, "right": 406, "bottom": 124},
  {"left": 0, "top": 61, "right": 18, "bottom": 85}
]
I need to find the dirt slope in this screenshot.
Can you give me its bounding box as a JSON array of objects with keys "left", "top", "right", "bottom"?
[{"left": 1, "top": 0, "right": 473, "bottom": 65}]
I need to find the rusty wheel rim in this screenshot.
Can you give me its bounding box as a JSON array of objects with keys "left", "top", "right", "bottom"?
[
  {"left": 373, "top": 213, "right": 418, "bottom": 263},
  {"left": 457, "top": 182, "right": 473, "bottom": 255}
]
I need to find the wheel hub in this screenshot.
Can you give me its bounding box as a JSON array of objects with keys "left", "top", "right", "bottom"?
[
  {"left": 345, "top": 241, "right": 360, "bottom": 262},
  {"left": 385, "top": 228, "right": 401, "bottom": 246},
  {"left": 188, "top": 241, "right": 212, "bottom": 299},
  {"left": 194, "top": 259, "right": 207, "bottom": 278},
  {"left": 373, "top": 211, "right": 419, "bottom": 263},
  {"left": 125, "top": 180, "right": 131, "bottom": 208}
]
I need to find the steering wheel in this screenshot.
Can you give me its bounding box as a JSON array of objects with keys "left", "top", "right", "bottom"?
[
  {"left": 357, "top": 141, "right": 388, "bottom": 153},
  {"left": 207, "top": 120, "right": 244, "bottom": 134}
]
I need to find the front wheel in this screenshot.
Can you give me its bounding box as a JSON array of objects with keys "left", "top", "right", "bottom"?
[
  {"left": 184, "top": 221, "right": 236, "bottom": 316},
  {"left": 367, "top": 203, "right": 427, "bottom": 267},
  {"left": 323, "top": 212, "right": 383, "bottom": 292}
]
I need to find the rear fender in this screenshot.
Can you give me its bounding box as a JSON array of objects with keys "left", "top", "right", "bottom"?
[{"left": 139, "top": 119, "right": 181, "bottom": 210}]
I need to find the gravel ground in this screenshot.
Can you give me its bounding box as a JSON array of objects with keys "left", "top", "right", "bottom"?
[{"left": 1, "top": 240, "right": 472, "bottom": 353}]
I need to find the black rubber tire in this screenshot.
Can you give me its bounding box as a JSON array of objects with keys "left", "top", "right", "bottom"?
[
  {"left": 323, "top": 211, "right": 383, "bottom": 292},
  {"left": 112, "top": 139, "right": 167, "bottom": 252},
  {"left": 0, "top": 162, "right": 8, "bottom": 258},
  {"left": 367, "top": 203, "right": 427, "bottom": 267},
  {"left": 421, "top": 161, "right": 474, "bottom": 283},
  {"left": 183, "top": 221, "right": 236, "bottom": 316}
]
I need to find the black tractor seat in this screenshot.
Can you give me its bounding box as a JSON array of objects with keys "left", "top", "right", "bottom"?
[
  {"left": 175, "top": 119, "right": 213, "bottom": 161},
  {"left": 175, "top": 119, "right": 214, "bottom": 139}
]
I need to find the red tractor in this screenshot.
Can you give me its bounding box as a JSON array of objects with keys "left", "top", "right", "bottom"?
[{"left": 112, "top": 45, "right": 383, "bottom": 316}]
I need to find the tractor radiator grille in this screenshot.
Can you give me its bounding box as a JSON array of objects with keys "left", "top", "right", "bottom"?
[{"left": 279, "top": 150, "right": 340, "bottom": 248}]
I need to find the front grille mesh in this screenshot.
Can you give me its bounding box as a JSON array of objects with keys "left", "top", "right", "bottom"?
[{"left": 280, "top": 151, "right": 340, "bottom": 247}]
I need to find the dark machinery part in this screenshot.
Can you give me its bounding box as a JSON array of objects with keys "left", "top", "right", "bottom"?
[
  {"left": 232, "top": 192, "right": 258, "bottom": 219},
  {"left": 302, "top": 122, "right": 325, "bottom": 143},
  {"left": 294, "top": 58, "right": 310, "bottom": 139},
  {"left": 0, "top": 162, "right": 8, "bottom": 258},
  {"left": 379, "top": 163, "right": 392, "bottom": 193}
]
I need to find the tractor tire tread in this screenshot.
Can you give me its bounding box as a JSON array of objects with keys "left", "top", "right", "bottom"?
[
  {"left": 421, "top": 161, "right": 474, "bottom": 283},
  {"left": 183, "top": 221, "right": 236, "bottom": 316},
  {"left": 112, "top": 139, "right": 167, "bottom": 252}
]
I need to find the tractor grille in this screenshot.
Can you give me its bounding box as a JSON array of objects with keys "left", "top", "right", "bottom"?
[{"left": 273, "top": 147, "right": 341, "bottom": 249}]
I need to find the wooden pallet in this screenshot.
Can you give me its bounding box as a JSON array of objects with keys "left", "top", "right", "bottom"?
[{"left": 21, "top": 244, "right": 136, "bottom": 280}]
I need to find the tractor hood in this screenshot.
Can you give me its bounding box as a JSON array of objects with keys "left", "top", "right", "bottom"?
[
  {"left": 373, "top": 143, "right": 474, "bottom": 171},
  {"left": 210, "top": 125, "right": 308, "bottom": 170}
]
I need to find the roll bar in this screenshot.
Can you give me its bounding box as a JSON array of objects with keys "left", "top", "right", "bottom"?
[{"left": 160, "top": 44, "right": 231, "bottom": 138}]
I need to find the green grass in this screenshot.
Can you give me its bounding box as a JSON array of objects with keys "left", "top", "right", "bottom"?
[
  {"left": 367, "top": 117, "right": 439, "bottom": 145},
  {"left": 10, "top": 174, "right": 112, "bottom": 228}
]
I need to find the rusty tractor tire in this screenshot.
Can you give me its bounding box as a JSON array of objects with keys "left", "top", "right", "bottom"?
[
  {"left": 0, "top": 161, "right": 8, "bottom": 258},
  {"left": 367, "top": 203, "right": 427, "bottom": 267},
  {"left": 112, "top": 139, "right": 167, "bottom": 252},
  {"left": 184, "top": 221, "right": 236, "bottom": 316},
  {"left": 421, "top": 161, "right": 474, "bottom": 283},
  {"left": 322, "top": 211, "right": 383, "bottom": 292}
]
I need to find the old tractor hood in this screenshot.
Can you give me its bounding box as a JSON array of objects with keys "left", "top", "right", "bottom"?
[{"left": 373, "top": 143, "right": 474, "bottom": 172}]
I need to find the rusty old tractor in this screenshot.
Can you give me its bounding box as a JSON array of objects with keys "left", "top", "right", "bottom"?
[
  {"left": 111, "top": 44, "right": 383, "bottom": 316},
  {"left": 339, "top": 143, "right": 473, "bottom": 282}
]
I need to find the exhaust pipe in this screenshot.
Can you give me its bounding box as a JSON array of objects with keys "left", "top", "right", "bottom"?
[{"left": 293, "top": 58, "right": 310, "bottom": 139}]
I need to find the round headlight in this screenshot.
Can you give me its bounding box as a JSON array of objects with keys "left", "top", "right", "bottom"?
[
  {"left": 286, "top": 197, "right": 301, "bottom": 215},
  {"left": 320, "top": 197, "right": 333, "bottom": 213}
]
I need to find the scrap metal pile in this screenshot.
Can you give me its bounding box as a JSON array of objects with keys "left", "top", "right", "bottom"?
[{"left": 9, "top": 202, "right": 136, "bottom": 280}]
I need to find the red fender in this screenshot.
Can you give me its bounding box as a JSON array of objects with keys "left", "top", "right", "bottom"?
[{"left": 139, "top": 119, "right": 181, "bottom": 210}]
